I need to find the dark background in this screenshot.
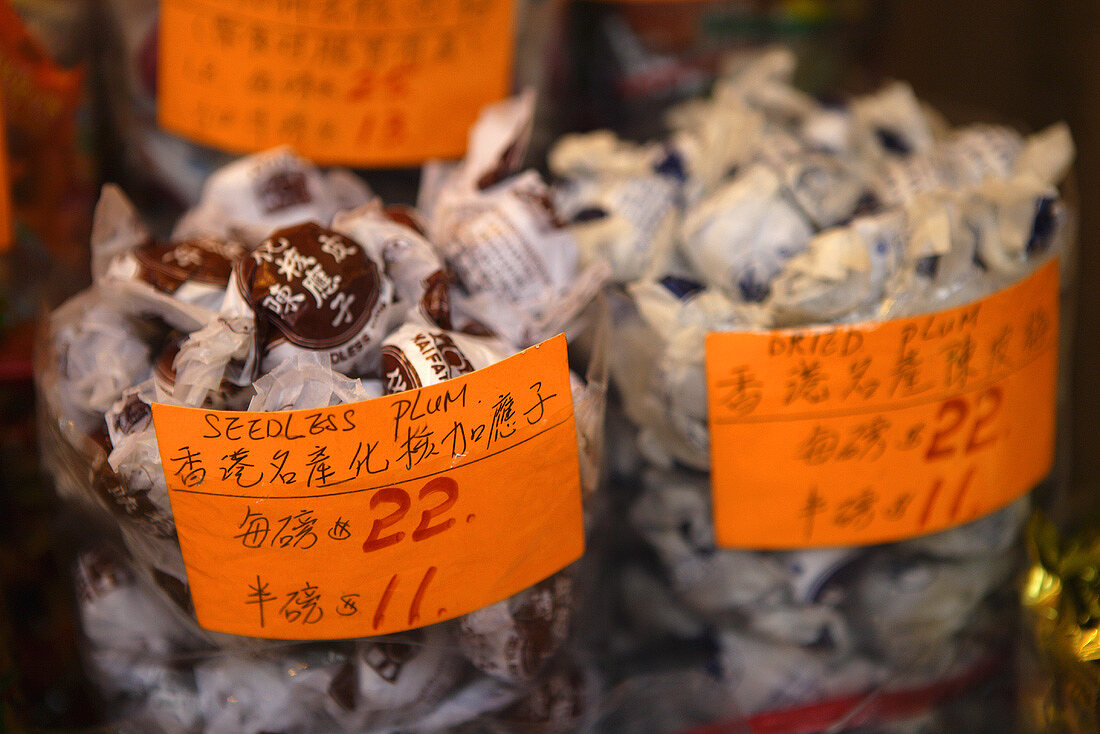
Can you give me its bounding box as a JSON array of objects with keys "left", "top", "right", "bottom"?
[{"left": 865, "top": 0, "right": 1099, "bottom": 520}]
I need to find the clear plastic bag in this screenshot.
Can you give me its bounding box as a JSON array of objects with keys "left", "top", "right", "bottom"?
[{"left": 551, "top": 49, "right": 1076, "bottom": 733}]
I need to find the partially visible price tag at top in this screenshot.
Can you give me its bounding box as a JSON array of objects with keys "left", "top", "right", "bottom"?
[
  {"left": 706, "top": 260, "right": 1059, "bottom": 549},
  {"left": 157, "top": 0, "right": 515, "bottom": 166},
  {"left": 152, "top": 335, "right": 583, "bottom": 640}
]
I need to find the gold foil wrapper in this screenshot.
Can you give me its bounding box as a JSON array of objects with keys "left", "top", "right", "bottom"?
[{"left": 1021, "top": 514, "right": 1100, "bottom": 732}]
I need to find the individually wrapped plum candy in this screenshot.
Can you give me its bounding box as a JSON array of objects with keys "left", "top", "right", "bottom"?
[
  {"left": 767, "top": 211, "right": 907, "bottom": 326},
  {"left": 104, "top": 380, "right": 175, "bottom": 537},
  {"left": 247, "top": 352, "right": 380, "bottom": 412},
  {"left": 629, "top": 467, "right": 790, "bottom": 617},
  {"left": 709, "top": 46, "right": 818, "bottom": 125},
  {"left": 150, "top": 332, "right": 253, "bottom": 410},
  {"left": 550, "top": 133, "right": 682, "bottom": 284},
  {"left": 381, "top": 322, "right": 513, "bottom": 394},
  {"left": 459, "top": 574, "right": 575, "bottom": 684},
  {"left": 968, "top": 176, "right": 1067, "bottom": 279},
  {"left": 172, "top": 147, "right": 371, "bottom": 247},
  {"left": 616, "top": 279, "right": 765, "bottom": 469},
  {"left": 847, "top": 81, "right": 936, "bottom": 160},
  {"left": 93, "top": 185, "right": 248, "bottom": 332},
  {"left": 172, "top": 221, "right": 396, "bottom": 405},
  {"left": 74, "top": 548, "right": 202, "bottom": 698},
  {"left": 328, "top": 627, "right": 465, "bottom": 731},
  {"left": 50, "top": 291, "right": 153, "bottom": 433},
  {"left": 679, "top": 165, "right": 813, "bottom": 304},
  {"left": 871, "top": 122, "right": 1043, "bottom": 207},
  {"left": 332, "top": 201, "right": 453, "bottom": 328},
  {"left": 847, "top": 552, "right": 1016, "bottom": 667},
  {"left": 714, "top": 629, "right": 884, "bottom": 718},
  {"left": 779, "top": 152, "right": 869, "bottom": 230},
  {"left": 196, "top": 655, "right": 334, "bottom": 734},
  {"left": 426, "top": 93, "right": 609, "bottom": 346}
]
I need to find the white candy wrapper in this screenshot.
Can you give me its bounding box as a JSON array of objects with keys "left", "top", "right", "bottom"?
[
  {"left": 380, "top": 321, "right": 512, "bottom": 394},
  {"left": 715, "top": 630, "right": 884, "bottom": 717},
  {"left": 555, "top": 171, "right": 680, "bottom": 284},
  {"left": 630, "top": 468, "right": 790, "bottom": 616},
  {"left": 346, "top": 628, "right": 465, "bottom": 727},
  {"left": 849, "top": 553, "right": 1016, "bottom": 666},
  {"left": 50, "top": 291, "right": 153, "bottom": 432},
  {"left": 172, "top": 147, "right": 369, "bottom": 247},
  {"left": 104, "top": 381, "right": 175, "bottom": 536},
  {"left": 427, "top": 93, "right": 609, "bottom": 346},
  {"left": 151, "top": 333, "right": 253, "bottom": 410},
  {"left": 848, "top": 81, "right": 936, "bottom": 160},
  {"left": 780, "top": 152, "right": 869, "bottom": 229},
  {"left": 768, "top": 211, "right": 907, "bottom": 326},
  {"left": 679, "top": 165, "right": 813, "bottom": 304},
  {"left": 247, "top": 352, "right": 377, "bottom": 411},
  {"left": 333, "top": 201, "right": 453, "bottom": 328},
  {"left": 872, "top": 124, "right": 1023, "bottom": 207},
  {"left": 614, "top": 280, "right": 765, "bottom": 469}
]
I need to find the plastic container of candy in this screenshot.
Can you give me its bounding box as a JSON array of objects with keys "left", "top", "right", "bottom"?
[
  {"left": 36, "top": 96, "right": 609, "bottom": 733},
  {"left": 549, "top": 47, "right": 1076, "bottom": 733}
]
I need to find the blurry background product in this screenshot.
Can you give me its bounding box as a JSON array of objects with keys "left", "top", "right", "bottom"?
[
  {"left": 0, "top": 0, "right": 96, "bottom": 324},
  {"left": 0, "top": 3, "right": 99, "bottom": 730},
  {"left": 93, "top": 0, "right": 569, "bottom": 231},
  {"left": 559, "top": 0, "right": 874, "bottom": 140}
]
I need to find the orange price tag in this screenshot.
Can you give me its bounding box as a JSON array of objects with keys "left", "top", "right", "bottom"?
[
  {"left": 152, "top": 335, "right": 583, "bottom": 639},
  {"left": 706, "top": 260, "right": 1059, "bottom": 549},
  {"left": 157, "top": 0, "right": 515, "bottom": 166}
]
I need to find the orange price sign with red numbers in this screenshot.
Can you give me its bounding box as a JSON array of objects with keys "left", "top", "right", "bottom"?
[
  {"left": 152, "top": 335, "right": 583, "bottom": 639},
  {"left": 158, "top": 0, "right": 515, "bottom": 166},
  {"left": 706, "top": 260, "right": 1059, "bottom": 549}
]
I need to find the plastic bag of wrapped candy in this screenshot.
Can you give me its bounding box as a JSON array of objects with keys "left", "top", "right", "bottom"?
[
  {"left": 36, "top": 95, "right": 611, "bottom": 733},
  {"left": 549, "top": 47, "right": 1075, "bottom": 732}
]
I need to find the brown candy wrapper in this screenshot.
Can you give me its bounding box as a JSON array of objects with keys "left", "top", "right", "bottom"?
[
  {"left": 93, "top": 185, "right": 248, "bottom": 332},
  {"left": 172, "top": 221, "right": 396, "bottom": 405},
  {"left": 381, "top": 322, "right": 512, "bottom": 394},
  {"left": 333, "top": 201, "right": 453, "bottom": 329},
  {"left": 459, "top": 573, "right": 575, "bottom": 684}
]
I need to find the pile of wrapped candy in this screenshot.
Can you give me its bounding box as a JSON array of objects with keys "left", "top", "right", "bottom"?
[
  {"left": 37, "top": 94, "right": 608, "bottom": 733},
  {"left": 548, "top": 48, "right": 1074, "bottom": 729}
]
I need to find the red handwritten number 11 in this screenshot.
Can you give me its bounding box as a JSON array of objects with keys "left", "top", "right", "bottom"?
[
  {"left": 372, "top": 566, "right": 438, "bottom": 630},
  {"left": 919, "top": 387, "right": 1003, "bottom": 528},
  {"left": 362, "top": 477, "right": 458, "bottom": 630}
]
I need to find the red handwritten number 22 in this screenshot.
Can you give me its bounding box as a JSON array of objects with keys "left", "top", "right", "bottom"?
[
  {"left": 362, "top": 477, "right": 459, "bottom": 553},
  {"left": 924, "top": 387, "right": 1003, "bottom": 461}
]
